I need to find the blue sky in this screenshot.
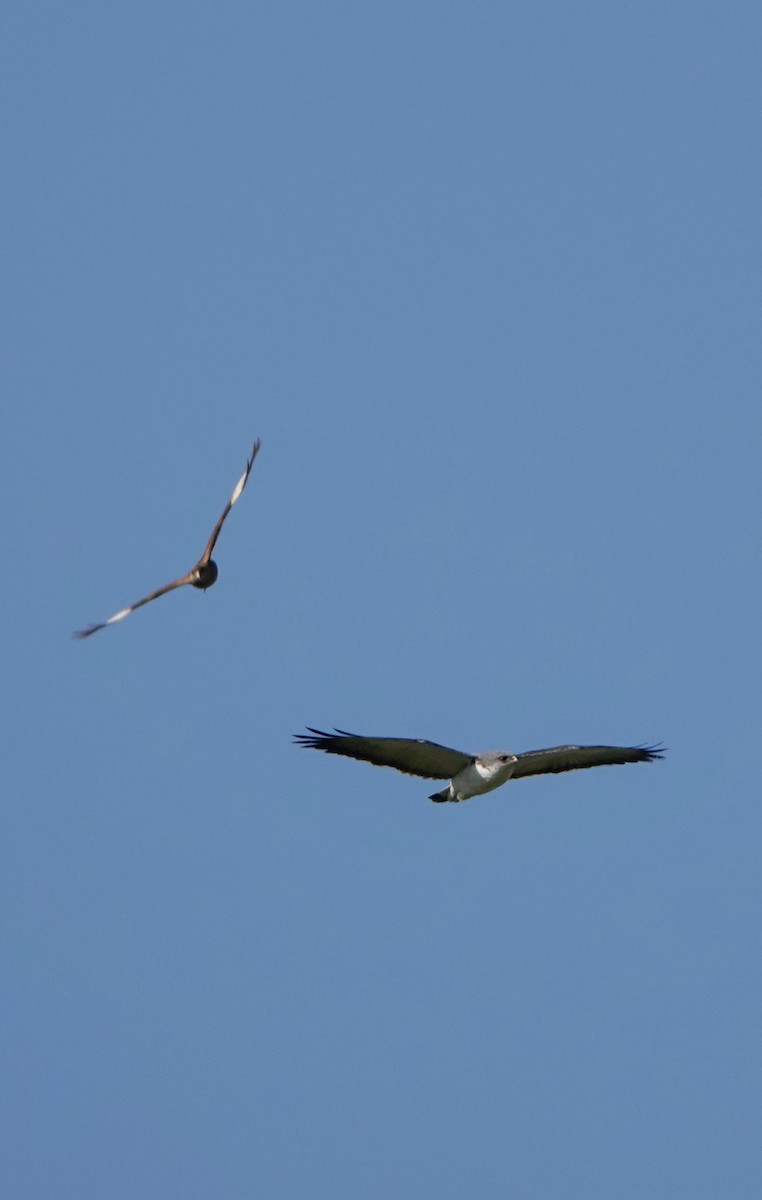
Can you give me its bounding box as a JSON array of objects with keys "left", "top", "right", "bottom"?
[{"left": 2, "top": 2, "right": 761, "bottom": 1196}]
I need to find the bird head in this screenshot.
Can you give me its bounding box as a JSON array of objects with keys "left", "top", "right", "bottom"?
[{"left": 479, "top": 751, "right": 519, "bottom": 780}]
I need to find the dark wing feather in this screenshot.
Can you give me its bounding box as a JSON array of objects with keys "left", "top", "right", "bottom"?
[
  {"left": 294, "top": 728, "right": 472, "bottom": 780},
  {"left": 512, "top": 743, "right": 665, "bottom": 779},
  {"left": 198, "top": 439, "right": 261, "bottom": 565},
  {"left": 73, "top": 574, "right": 194, "bottom": 639}
]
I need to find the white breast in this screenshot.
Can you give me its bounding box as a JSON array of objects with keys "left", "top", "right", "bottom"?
[{"left": 451, "top": 757, "right": 516, "bottom": 801}]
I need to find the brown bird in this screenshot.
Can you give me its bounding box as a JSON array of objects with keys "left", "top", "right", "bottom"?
[{"left": 74, "top": 440, "right": 261, "bottom": 639}]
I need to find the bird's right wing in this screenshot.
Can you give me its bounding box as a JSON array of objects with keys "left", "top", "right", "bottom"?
[
  {"left": 295, "top": 728, "right": 472, "bottom": 780},
  {"left": 73, "top": 574, "right": 193, "bottom": 639}
]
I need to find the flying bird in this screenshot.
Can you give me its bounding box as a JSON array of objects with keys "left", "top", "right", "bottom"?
[
  {"left": 295, "top": 728, "right": 664, "bottom": 802},
  {"left": 74, "top": 440, "right": 261, "bottom": 639}
]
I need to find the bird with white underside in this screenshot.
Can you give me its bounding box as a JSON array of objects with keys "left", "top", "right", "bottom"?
[{"left": 295, "top": 728, "right": 664, "bottom": 802}]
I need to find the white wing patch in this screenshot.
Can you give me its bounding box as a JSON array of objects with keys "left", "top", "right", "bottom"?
[
  {"left": 230, "top": 471, "right": 248, "bottom": 506},
  {"left": 107, "top": 608, "right": 132, "bottom": 625}
]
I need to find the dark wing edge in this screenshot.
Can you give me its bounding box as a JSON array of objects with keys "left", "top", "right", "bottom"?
[
  {"left": 293, "top": 728, "right": 472, "bottom": 780},
  {"left": 199, "top": 438, "right": 261, "bottom": 564},
  {"left": 512, "top": 742, "right": 666, "bottom": 779},
  {"left": 73, "top": 575, "right": 193, "bottom": 639}
]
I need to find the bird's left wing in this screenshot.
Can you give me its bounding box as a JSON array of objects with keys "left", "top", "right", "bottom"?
[
  {"left": 512, "top": 743, "right": 665, "bottom": 778},
  {"left": 295, "top": 728, "right": 472, "bottom": 779},
  {"left": 199, "top": 439, "right": 261, "bottom": 564}
]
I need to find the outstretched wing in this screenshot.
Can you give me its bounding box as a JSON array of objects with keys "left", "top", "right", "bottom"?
[
  {"left": 512, "top": 743, "right": 665, "bottom": 779},
  {"left": 73, "top": 574, "right": 195, "bottom": 639},
  {"left": 198, "top": 439, "right": 261, "bottom": 565},
  {"left": 295, "top": 728, "right": 472, "bottom": 780}
]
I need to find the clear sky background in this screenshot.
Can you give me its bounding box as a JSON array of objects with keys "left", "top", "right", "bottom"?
[{"left": 2, "top": 2, "right": 760, "bottom": 1196}]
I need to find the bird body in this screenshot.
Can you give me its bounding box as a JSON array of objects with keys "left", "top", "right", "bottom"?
[
  {"left": 432, "top": 752, "right": 519, "bottom": 802},
  {"left": 295, "top": 728, "right": 664, "bottom": 803}
]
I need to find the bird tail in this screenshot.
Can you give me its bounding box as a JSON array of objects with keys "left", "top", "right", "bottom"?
[{"left": 429, "top": 787, "right": 451, "bottom": 803}]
